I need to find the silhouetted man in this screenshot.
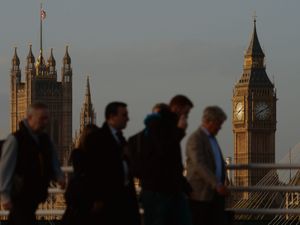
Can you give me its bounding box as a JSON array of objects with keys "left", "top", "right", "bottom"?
[{"left": 86, "top": 102, "right": 140, "bottom": 225}]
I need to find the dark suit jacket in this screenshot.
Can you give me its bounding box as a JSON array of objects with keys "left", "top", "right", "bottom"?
[
  {"left": 185, "top": 127, "right": 226, "bottom": 201},
  {"left": 85, "top": 123, "right": 127, "bottom": 201},
  {"left": 85, "top": 123, "right": 140, "bottom": 225}
]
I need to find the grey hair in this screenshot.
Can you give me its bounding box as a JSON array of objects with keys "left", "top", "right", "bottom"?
[{"left": 202, "top": 106, "right": 227, "bottom": 123}]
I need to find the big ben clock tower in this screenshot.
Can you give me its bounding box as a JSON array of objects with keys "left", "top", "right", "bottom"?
[{"left": 233, "top": 18, "right": 277, "bottom": 194}]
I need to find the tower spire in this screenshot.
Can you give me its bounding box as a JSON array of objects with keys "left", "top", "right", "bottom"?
[
  {"left": 85, "top": 76, "right": 92, "bottom": 105},
  {"left": 238, "top": 18, "right": 273, "bottom": 87},
  {"left": 12, "top": 47, "right": 20, "bottom": 66},
  {"left": 27, "top": 44, "right": 35, "bottom": 64},
  {"left": 63, "top": 46, "right": 71, "bottom": 64},
  {"left": 253, "top": 11, "right": 257, "bottom": 23},
  {"left": 79, "top": 76, "right": 96, "bottom": 134},
  {"left": 48, "top": 48, "right": 56, "bottom": 67},
  {"left": 245, "top": 15, "right": 264, "bottom": 57}
]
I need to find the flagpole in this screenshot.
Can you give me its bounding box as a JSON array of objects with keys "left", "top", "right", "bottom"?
[{"left": 40, "top": 2, "right": 42, "bottom": 56}]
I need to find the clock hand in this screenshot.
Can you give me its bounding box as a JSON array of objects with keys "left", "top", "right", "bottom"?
[{"left": 257, "top": 106, "right": 269, "bottom": 115}]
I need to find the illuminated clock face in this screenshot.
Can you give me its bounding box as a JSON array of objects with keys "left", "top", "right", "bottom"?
[
  {"left": 255, "top": 102, "right": 270, "bottom": 120},
  {"left": 234, "top": 102, "right": 244, "bottom": 121}
]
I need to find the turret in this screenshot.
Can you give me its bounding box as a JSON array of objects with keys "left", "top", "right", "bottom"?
[
  {"left": 11, "top": 47, "right": 21, "bottom": 83},
  {"left": 63, "top": 45, "right": 71, "bottom": 65},
  {"left": 25, "top": 45, "right": 36, "bottom": 76},
  {"left": 10, "top": 47, "right": 22, "bottom": 132},
  {"left": 47, "top": 48, "right": 57, "bottom": 78},
  {"left": 61, "top": 45, "right": 72, "bottom": 165},
  {"left": 62, "top": 46, "right": 72, "bottom": 83},
  {"left": 12, "top": 47, "right": 20, "bottom": 70}
]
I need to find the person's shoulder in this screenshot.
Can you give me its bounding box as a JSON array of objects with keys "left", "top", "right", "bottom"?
[
  {"left": 3, "top": 134, "right": 18, "bottom": 147},
  {"left": 6, "top": 133, "right": 17, "bottom": 141},
  {"left": 187, "top": 128, "right": 205, "bottom": 142},
  {"left": 129, "top": 130, "right": 144, "bottom": 140},
  {"left": 88, "top": 125, "right": 102, "bottom": 136},
  {"left": 98, "top": 123, "right": 112, "bottom": 135},
  {"left": 128, "top": 130, "right": 144, "bottom": 145}
]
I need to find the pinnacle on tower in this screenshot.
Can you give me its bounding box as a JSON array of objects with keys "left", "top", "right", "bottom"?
[
  {"left": 63, "top": 46, "right": 71, "bottom": 65},
  {"left": 79, "top": 76, "right": 96, "bottom": 133},
  {"left": 12, "top": 47, "right": 20, "bottom": 66},
  {"left": 245, "top": 18, "right": 265, "bottom": 58},
  {"left": 27, "top": 44, "right": 35, "bottom": 63},
  {"left": 85, "top": 76, "right": 92, "bottom": 106},
  {"left": 47, "top": 48, "right": 56, "bottom": 67}
]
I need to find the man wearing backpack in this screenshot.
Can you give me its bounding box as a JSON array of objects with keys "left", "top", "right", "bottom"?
[
  {"left": 0, "top": 102, "right": 65, "bottom": 225},
  {"left": 127, "top": 95, "right": 194, "bottom": 225}
]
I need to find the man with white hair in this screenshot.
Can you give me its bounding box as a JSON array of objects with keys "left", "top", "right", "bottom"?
[
  {"left": 186, "top": 106, "right": 229, "bottom": 225},
  {"left": 0, "top": 102, "right": 65, "bottom": 225}
]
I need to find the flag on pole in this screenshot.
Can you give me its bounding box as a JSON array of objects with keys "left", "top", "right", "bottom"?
[{"left": 41, "top": 8, "right": 46, "bottom": 20}]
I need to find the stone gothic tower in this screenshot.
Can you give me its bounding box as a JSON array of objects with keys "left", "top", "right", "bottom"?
[
  {"left": 74, "top": 76, "right": 96, "bottom": 148},
  {"left": 79, "top": 76, "right": 96, "bottom": 133},
  {"left": 10, "top": 45, "right": 73, "bottom": 165},
  {"left": 232, "top": 19, "right": 277, "bottom": 194}
]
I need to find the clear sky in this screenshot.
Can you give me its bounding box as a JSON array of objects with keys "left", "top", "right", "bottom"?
[{"left": 0, "top": 0, "right": 300, "bottom": 161}]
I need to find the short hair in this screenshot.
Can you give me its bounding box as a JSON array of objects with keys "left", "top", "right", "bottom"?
[
  {"left": 169, "top": 95, "right": 194, "bottom": 108},
  {"left": 152, "top": 103, "right": 169, "bottom": 113},
  {"left": 105, "top": 102, "right": 127, "bottom": 120},
  {"left": 27, "top": 102, "right": 48, "bottom": 115},
  {"left": 202, "top": 106, "right": 227, "bottom": 123}
]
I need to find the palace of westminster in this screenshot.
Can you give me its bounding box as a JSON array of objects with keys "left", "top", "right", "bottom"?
[{"left": 9, "top": 16, "right": 276, "bottom": 201}]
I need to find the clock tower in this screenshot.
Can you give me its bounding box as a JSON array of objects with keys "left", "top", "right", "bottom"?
[{"left": 233, "top": 19, "right": 277, "bottom": 194}]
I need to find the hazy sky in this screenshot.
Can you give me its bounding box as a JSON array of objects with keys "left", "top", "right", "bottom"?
[{"left": 1, "top": 0, "right": 300, "bottom": 161}]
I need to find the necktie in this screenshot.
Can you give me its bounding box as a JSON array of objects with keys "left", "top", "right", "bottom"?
[{"left": 116, "top": 131, "right": 127, "bottom": 147}]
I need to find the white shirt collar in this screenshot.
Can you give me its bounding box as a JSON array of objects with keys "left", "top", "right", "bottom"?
[{"left": 200, "top": 126, "right": 211, "bottom": 137}]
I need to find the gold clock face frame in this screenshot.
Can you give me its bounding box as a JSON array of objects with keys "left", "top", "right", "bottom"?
[
  {"left": 255, "top": 102, "right": 271, "bottom": 120},
  {"left": 234, "top": 101, "right": 244, "bottom": 121}
]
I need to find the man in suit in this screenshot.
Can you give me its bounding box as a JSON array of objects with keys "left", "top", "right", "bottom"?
[
  {"left": 86, "top": 102, "right": 140, "bottom": 225},
  {"left": 185, "top": 106, "right": 229, "bottom": 225}
]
